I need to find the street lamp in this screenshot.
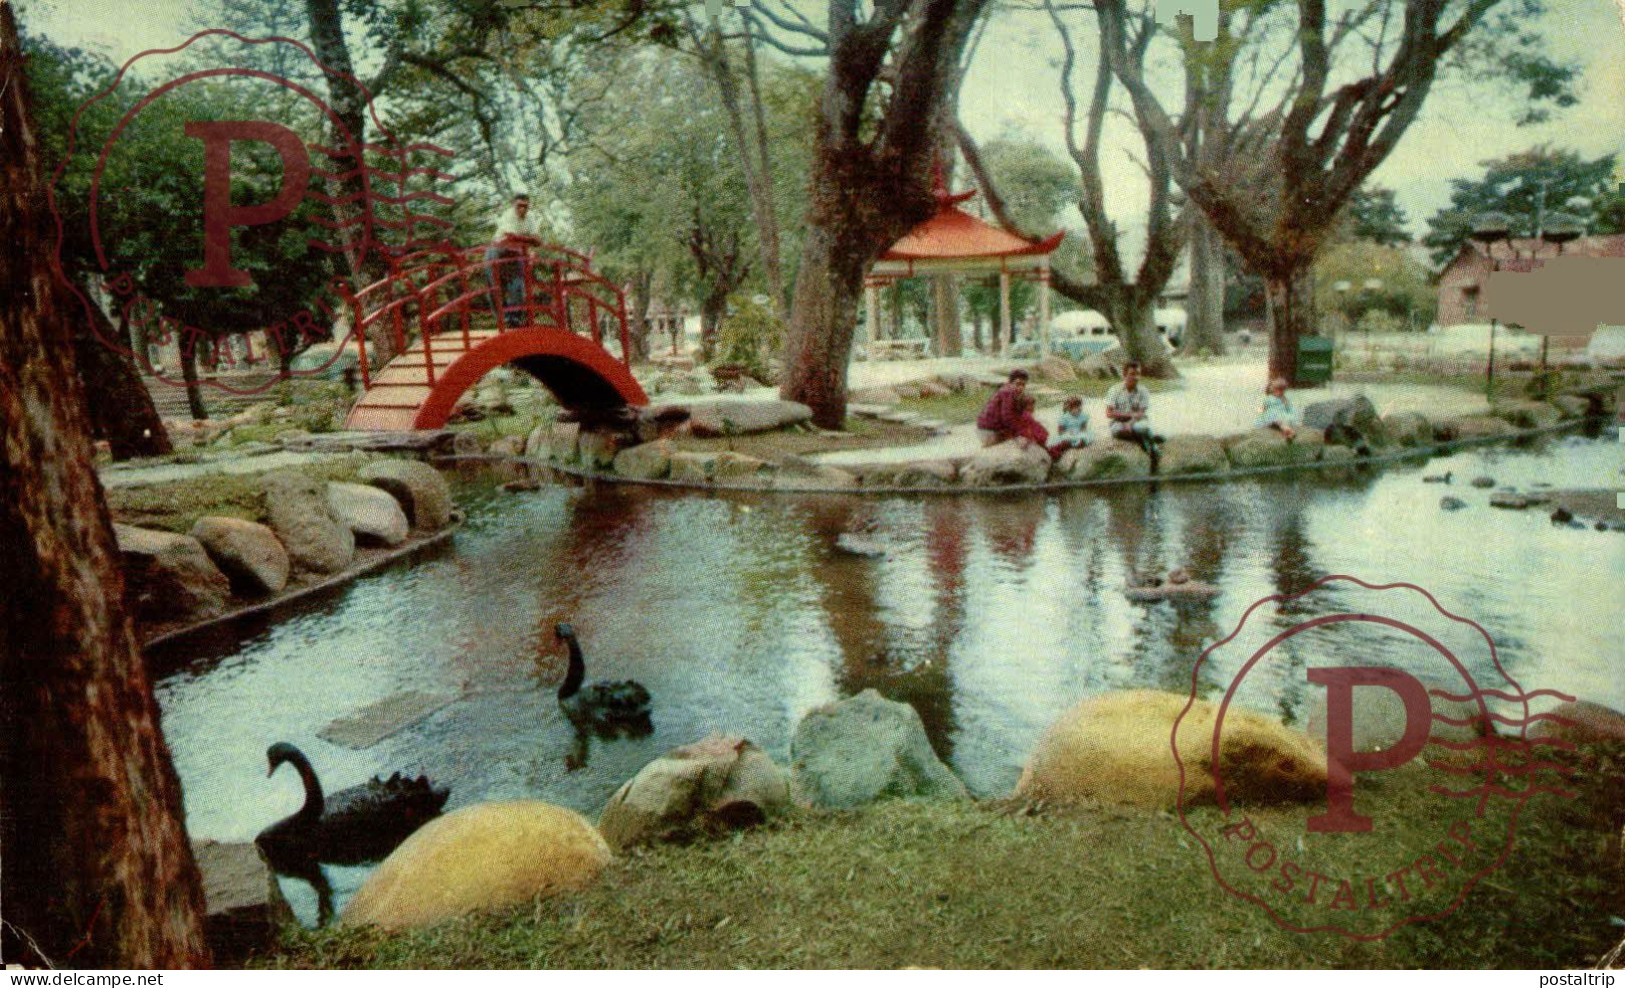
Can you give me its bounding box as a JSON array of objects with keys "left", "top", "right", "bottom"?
[{"left": 1470, "top": 211, "right": 1513, "bottom": 399}]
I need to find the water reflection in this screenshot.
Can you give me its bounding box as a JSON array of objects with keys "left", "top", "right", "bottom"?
[{"left": 152, "top": 437, "right": 1624, "bottom": 920}]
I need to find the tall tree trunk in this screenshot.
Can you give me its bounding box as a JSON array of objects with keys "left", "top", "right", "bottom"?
[
  {"left": 179, "top": 335, "right": 207, "bottom": 422},
  {"left": 695, "top": 12, "right": 785, "bottom": 316},
  {"left": 700, "top": 292, "right": 727, "bottom": 364},
  {"left": 303, "top": 0, "right": 395, "bottom": 366},
  {"left": 1264, "top": 265, "right": 1315, "bottom": 385},
  {"left": 0, "top": 5, "right": 210, "bottom": 966},
  {"left": 781, "top": 225, "right": 869, "bottom": 428},
  {"left": 72, "top": 292, "right": 172, "bottom": 460},
  {"left": 970, "top": 310, "right": 984, "bottom": 353},
  {"left": 1108, "top": 293, "right": 1175, "bottom": 377},
  {"left": 628, "top": 269, "right": 654, "bottom": 363},
  {"left": 1185, "top": 215, "right": 1226, "bottom": 354}
]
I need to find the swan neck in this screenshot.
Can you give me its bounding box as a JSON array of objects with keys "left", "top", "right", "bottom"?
[
  {"left": 287, "top": 750, "right": 325, "bottom": 819},
  {"left": 559, "top": 637, "right": 585, "bottom": 700}
]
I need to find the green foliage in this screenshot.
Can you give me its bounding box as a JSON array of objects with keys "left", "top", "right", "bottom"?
[
  {"left": 25, "top": 30, "right": 339, "bottom": 360},
  {"left": 1314, "top": 241, "right": 1436, "bottom": 329},
  {"left": 1334, "top": 186, "right": 1412, "bottom": 247},
  {"left": 713, "top": 295, "right": 785, "bottom": 382},
  {"left": 1423, "top": 146, "right": 1622, "bottom": 265}
]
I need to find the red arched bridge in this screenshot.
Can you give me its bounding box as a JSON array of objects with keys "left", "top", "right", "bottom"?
[{"left": 341, "top": 244, "right": 647, "bottom": 432}]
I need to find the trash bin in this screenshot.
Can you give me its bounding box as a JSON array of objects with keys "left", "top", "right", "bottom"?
[{"left": 1296, "top": 335, "right": 1334, "bottom": 386}]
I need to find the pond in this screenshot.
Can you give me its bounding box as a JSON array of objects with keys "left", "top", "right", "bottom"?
[{"left": 151, "top": 434, "right": 1625, "bottom": 922}]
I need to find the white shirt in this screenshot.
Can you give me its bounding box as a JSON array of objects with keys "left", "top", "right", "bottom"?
[
  {"left": 493, "top": 207, "right": 540, "bottom": 242},
  {"left": 1105, "top": 382, "right": 1150, "bottom": 418}
]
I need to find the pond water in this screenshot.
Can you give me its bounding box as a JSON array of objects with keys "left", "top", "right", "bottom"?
[{"left": 151, "top": 434, "right": 1625, "bottom": 922}]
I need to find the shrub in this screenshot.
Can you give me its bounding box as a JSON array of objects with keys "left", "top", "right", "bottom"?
[{"left": 713, "top": 295, "right": 785, "bottom": 384}]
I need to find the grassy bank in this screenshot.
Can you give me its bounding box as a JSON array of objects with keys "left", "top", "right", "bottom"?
[{"left": 264, "top": 757, "right": 1623, "bottom": 969}]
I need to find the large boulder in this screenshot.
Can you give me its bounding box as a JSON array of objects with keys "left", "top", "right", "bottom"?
[
  {"left": 1303, "top": 674, "right": 1491, "bottom": 755},
  {"left": 484, "top": 435, "right": 523, "bottom": 458},
  {"left": 1381, "top": 411, "right": 1432, "bottom": 447},
  {"left": 192, "top": 839, "right": 291, "bottom": 964},
  {"left": 1034, "top": 355, "right": 1077, "bottom": 382},
  {"left": 113, "top": 524, "right": 232, "bottom": 622},
  {"left": 790, "top": 689, "right": 969, "bottom": 808},
  {"left": 325, "top": 482, "right": 409, "bottom": 547},
  {"left": 548, "top": 421, "right": 582, "bottom": 464},
  {"left": 849, "top": 386, "right": 902, "bottom": 406},
  {"left": 613, "top": 440, "right": 674, "bottom": 480},
  {"left": 960, "top": 441, "right": 1052, "bottom": 486},
  {"left": 668, "top": 451, "right": 717, "bottom": 483},
  {"left": 1016, "top": 690, "right": 1326, "bottom": 809},
  {"left": 190, "top": 516, "right": 289, "bottom": 596},
  {"left": 1158, "top": 436, "right": 1229, "bottom": 476},
  {"left": 710, "top": 451, "right": 773, "bottom": 482},
  {"left": 261, "top": 470, "right": 355, "bottom": 575},
  {"left": 1077, "top": 352, "right": 1120, "bottom": 380},
  {"left": 358, "top": 459, "right": 454, "bottom": 532},
  {"left": 341, "top": 801, "right": 610, "bottom": 932},
  {"left": 597, "top": 735, "right": 790, "bottom": 850},
  {"left": 1549, "top": 394, "right": 1595, "bottom": 420},
  {"left": 1221, "top": 427, "right": 1324, "bottom": 468},
  {"left": 1529, "top": 700, "right": 1625, "bottom": 745},
  {"left": 524, "top": 422, "right": 551, "bottom": 459},
  {"left": 687, "top": 399, "right": 813, "bottom": 437},
  {"left": 1436, "top": 415, "right": 1515, "bottom": 442},
  {"left": 861, "top": 460, "right": 958, "bottom": 488},
  {"left": 1492, "top": 400, "right": 1563, "bottom": 430},
  {"left": 576, "top": 429, "right": 622, "bottom": 470},
  {"left": 1056, "top": 440, "right": 1151, "bottom": 481},
  {"left": 1303, "top": 393, "right": 1386, "bottom": 446}
]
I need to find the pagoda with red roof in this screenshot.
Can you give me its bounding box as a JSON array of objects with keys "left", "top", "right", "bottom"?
[{"left": 866, "top": 167, "right": 1064, "bottom": 355}]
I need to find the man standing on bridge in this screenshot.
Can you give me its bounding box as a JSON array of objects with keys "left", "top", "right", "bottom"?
[{"left": 486, "top": 193, "right": 542, "bottom": 327}]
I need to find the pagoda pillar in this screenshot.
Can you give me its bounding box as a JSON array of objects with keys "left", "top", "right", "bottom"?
[
  {"left": 864, "top": 281, "right": 880, "bottom": 346},
  {"left": 998, "top": 270, "right": 1012, "bottom": 354},
  {"left": 1039, "top": 262, "right": 1052, "bottom": 356}
]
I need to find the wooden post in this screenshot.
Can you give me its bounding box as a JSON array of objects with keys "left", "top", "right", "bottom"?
[
  {"left": 1039, "top": 263, "right": 1052, "bottom": 357},
  {"left": 998, "top": 269, "right": 1012, "bottom": 355}
]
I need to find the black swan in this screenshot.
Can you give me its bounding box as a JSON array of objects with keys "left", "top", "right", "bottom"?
[
  {"left": 555, "top": 623, "right": 652, "bottom": 731},
  {"left": 256, "top": 743, "right": 448, "bottom": 868}
]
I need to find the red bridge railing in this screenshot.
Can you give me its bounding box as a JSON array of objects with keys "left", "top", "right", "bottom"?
[{"left": 343, "top": 243, "right": 632, "bottom": 390}]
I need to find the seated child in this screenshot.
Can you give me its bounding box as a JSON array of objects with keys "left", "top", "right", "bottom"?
[
  {"left": 1049, "top": 396, "right": 1091, "bottom": 460},
  {"left": 1012, "top": 392, "right": 1050, "bottom": 449},
  {"left": 1256, "top": 377, "right": 1298, "bottom": 440}
]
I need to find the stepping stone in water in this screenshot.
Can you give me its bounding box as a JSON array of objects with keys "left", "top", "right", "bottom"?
[
  {"left": 1470, "top": 476, "right": 1496, "bottom": 489},
  {"left": 1440, "top": 496, "right": 1467, "bottom": 511},
  {"left": 318, "top": 690, "right": 456, "bottom": 750}
]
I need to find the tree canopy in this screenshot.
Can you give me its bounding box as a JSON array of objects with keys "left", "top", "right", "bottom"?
[{"left": 1423, "top": 145, "right": 1625, "bottom": 265}]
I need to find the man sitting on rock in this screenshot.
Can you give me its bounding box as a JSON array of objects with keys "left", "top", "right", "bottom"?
[
  {"left": 977, "top": 369, "right": 1034, "bottom": 448},
  {"left": 1105, "top": 361, "right": 1162, "bottom": 471}
]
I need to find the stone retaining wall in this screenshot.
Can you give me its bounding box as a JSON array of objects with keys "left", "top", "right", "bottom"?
[
  {"left": 119, "top": 459, "right": 457, "bottom": 644},
  {"left": 522, "top": 396, "right": 1606, "bottom": 494}
]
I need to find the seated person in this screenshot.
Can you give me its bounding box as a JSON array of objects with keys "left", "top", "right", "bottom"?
[
  {"left": 1012, "top": 392, "right": 1049, "bottom": 450},
  {"left": 1049, "top": 396, "right": 1091, "bottom": 459},
  {"left": 1105, "top": 361, "right": 1161, "bottom": 469},
  {"left": 976, "top": 369, "right": 1030, "bottom": 447},
  {"left": 1255, "top": 376, "right": 1298, "bottom": 440}
]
